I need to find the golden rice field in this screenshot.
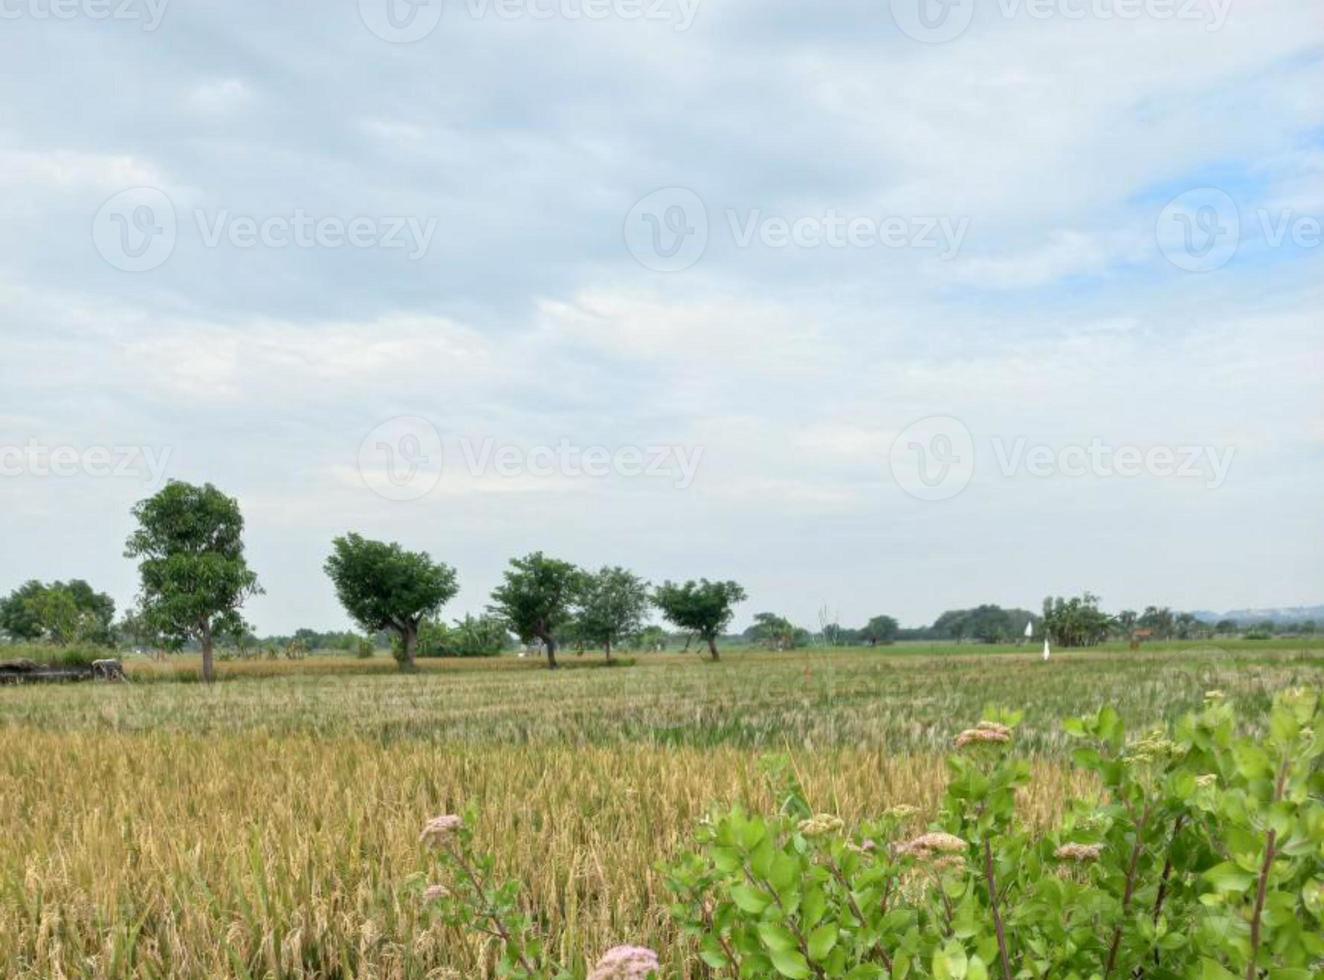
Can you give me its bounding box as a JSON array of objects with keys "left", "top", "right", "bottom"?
[{"left": 1, "top": 641, "right": 1321, "bottom": 978}]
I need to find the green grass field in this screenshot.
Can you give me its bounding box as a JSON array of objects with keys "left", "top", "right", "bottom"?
[{"left": 1, "top": 640, "right": 1320, "bottom": 977}]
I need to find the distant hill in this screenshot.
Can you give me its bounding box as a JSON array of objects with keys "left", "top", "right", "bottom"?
[{"left": 1193, "top": 605, "right": 1324, "bottom": 626}]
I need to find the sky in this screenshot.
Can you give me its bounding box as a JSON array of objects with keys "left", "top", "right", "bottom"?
[{"left": 0, "top": 0, "right": 1321, "bottom": 635}]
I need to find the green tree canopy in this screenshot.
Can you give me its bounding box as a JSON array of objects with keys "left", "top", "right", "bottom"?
[
  {"left": 862, "top": 614, "right": 899, "bottom": 645},
  {"left": 488, "top": 552, "right": 586, "bottom": 669},
  {"left": 124, "top": 481, "right": 261, "bottom": 683},
  {"left": 743, "top": 612, "right": 801, "bottom": 650},
  {"left": 0, "top": 580, "right": 46, "bottom": 641},
  {"left": 652, "top": 578, "right": 747, "bottom": 661},
  {"left": 1041, "top": 592, "right": 1112, "bottom": 648},
  {"left": 0, "top": 579, "right": 115, "bottom": 645},
  {"left": 323, "top": 533, "right": 459, "bottom": 671},
  {"left": 577, "top": 566, "right": 650, "bottom": 660}
]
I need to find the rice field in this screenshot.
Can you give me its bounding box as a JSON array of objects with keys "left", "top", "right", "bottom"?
[{"left": 1, "top": 641, "right": 1320, "bottom": 978}]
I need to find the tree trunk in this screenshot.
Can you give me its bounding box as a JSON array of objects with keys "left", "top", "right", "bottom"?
[
  {"left": 200, "top": 622, "right": 215, "bottom": 684},
  {"left": 706, "top": 635, "right": 720, "bottom": 661},
  {"left": 400, "top": 621, "right": 418, "bottom": 671},
  {"left": 604, "top": 638, "right": 612, "bottom": 662},
  {"left": 539, "top": 629, "right": 558, "bottom": 669}
]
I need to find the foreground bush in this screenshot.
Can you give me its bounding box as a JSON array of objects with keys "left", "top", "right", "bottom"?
[
  {"left": 666, "top": 690, "right": 1322, "bottom": 979},
  {"left": 428, "top": 689, "right": 1322, "bottom": 978}
]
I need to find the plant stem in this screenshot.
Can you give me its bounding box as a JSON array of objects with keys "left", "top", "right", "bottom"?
[
  {"left": 827, "top": 856, "right": 893, "bottom": 972},
  {"left": 447, "top": 844, "right": 540, "bottom": 977},
  {"left": 1104, "top": 803, "right": 1151, "bottom": 979},
  {"left": 1148, "top": 813, "right": 1186, "bottom": 973},
  {"left": 743, "top": 866, "right": 826, "bottom": 979},
  {"left": 1246, "top": 759, "right": 1290, "bottom": 980},
  {"left": 982, "top": 838, "right": 1012, "bottom": 980}
]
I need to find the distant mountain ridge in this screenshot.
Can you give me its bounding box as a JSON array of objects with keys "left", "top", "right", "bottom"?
[{"left": 1192, "top": 605, "right": 1324, "bottom": 625}]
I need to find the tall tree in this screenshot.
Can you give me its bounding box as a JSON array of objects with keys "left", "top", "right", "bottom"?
[
  {"left": 124, "top": 481, "right": 262, "bottom": 683},
  {"left": 323, "top": 533, "right": 459, "bottom": 671},
  {"left": 0, "top": 579, "right": 115, "bottom": 645},
  {"left": 577, "top": 566, "right": 650, "bottom": 660},
  {"left": 0, "top": 580, "right": 50, "bottom": 642},
  {"left": 488, "top": 553, "right": 586, "bottom": 669},
  {"left": 652, "top": 579, "right": 747, "bottom": 661},
  {"left": 1041, "top": 592, "right": 1112, "bottom": 648},
  {"left": 744, "top": 612, "right": 800, "bottom": 650},
  {"left": 862, "top": 614, "right": 900, "bottom": 646}
]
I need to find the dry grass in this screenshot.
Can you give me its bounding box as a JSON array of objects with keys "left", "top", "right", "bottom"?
[{"left": 0, "top": 641, "right": 1319, "bottom": 977}]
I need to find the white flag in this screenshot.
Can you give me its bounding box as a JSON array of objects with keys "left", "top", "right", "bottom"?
[{"left": 1024, "top": 620, "right": 1034, "bottom": 639}]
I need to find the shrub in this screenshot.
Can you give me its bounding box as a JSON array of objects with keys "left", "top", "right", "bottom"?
[
  {"left": 400, "top": 615, "right": 510, "bottom": 659},
  {"left": 0, "top": 643, "right": 101, "bottom": 669},
  {"left": 665, "top": 690, "right": 1323, "bottom": 978}
]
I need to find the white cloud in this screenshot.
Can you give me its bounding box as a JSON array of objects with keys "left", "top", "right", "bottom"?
[
  {"left": 0, "top": 149, "right": 165, "bottom": 191},
  {"left": 187, "top": 78, "right": 253, "bottom": 113}
]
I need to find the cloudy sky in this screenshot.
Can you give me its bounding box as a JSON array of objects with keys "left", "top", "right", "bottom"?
[{"left": 1, "top": 0, "right": 1321, "bottom": 635}]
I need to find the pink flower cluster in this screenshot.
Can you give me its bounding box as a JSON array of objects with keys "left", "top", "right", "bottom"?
[
  {"left": 588, "top": 945, "right": 660, "bottom": 980},
  {"left": 419, "top": 813, "right": 463, "bottom": 846}
]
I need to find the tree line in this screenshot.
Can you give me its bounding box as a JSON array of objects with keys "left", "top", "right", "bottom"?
[
  {"left": 2, "top": 480, "right": 749, "bottom": 683},
  {"left": 3, "top": 480, "right": 1313, "bottom": 680}
]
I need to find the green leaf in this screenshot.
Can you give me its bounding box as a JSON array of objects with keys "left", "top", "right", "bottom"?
[
  {"left": 801, "top": 885, "right": 827, "bottom": 929},
  {"left": 1201, "top": 959, "right": 1240, "bottom": 979},
  {"left": 758, "top": 922, "right": 798, "bottom": 953},
  {"left": 1204, "top": 862, "right": 1257, "bottom": 894},
  {"left": 699, "top": 934, "right": 730, "bottom": 968},
  {"left": 807, "top": 923, "right": 838, "bottom": 961},
  {"left": 732, "top": 884, "right": 771, "bottom": 914},
  {"left": 769, "top": 947, "right": 811, "bottom": 979}
]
